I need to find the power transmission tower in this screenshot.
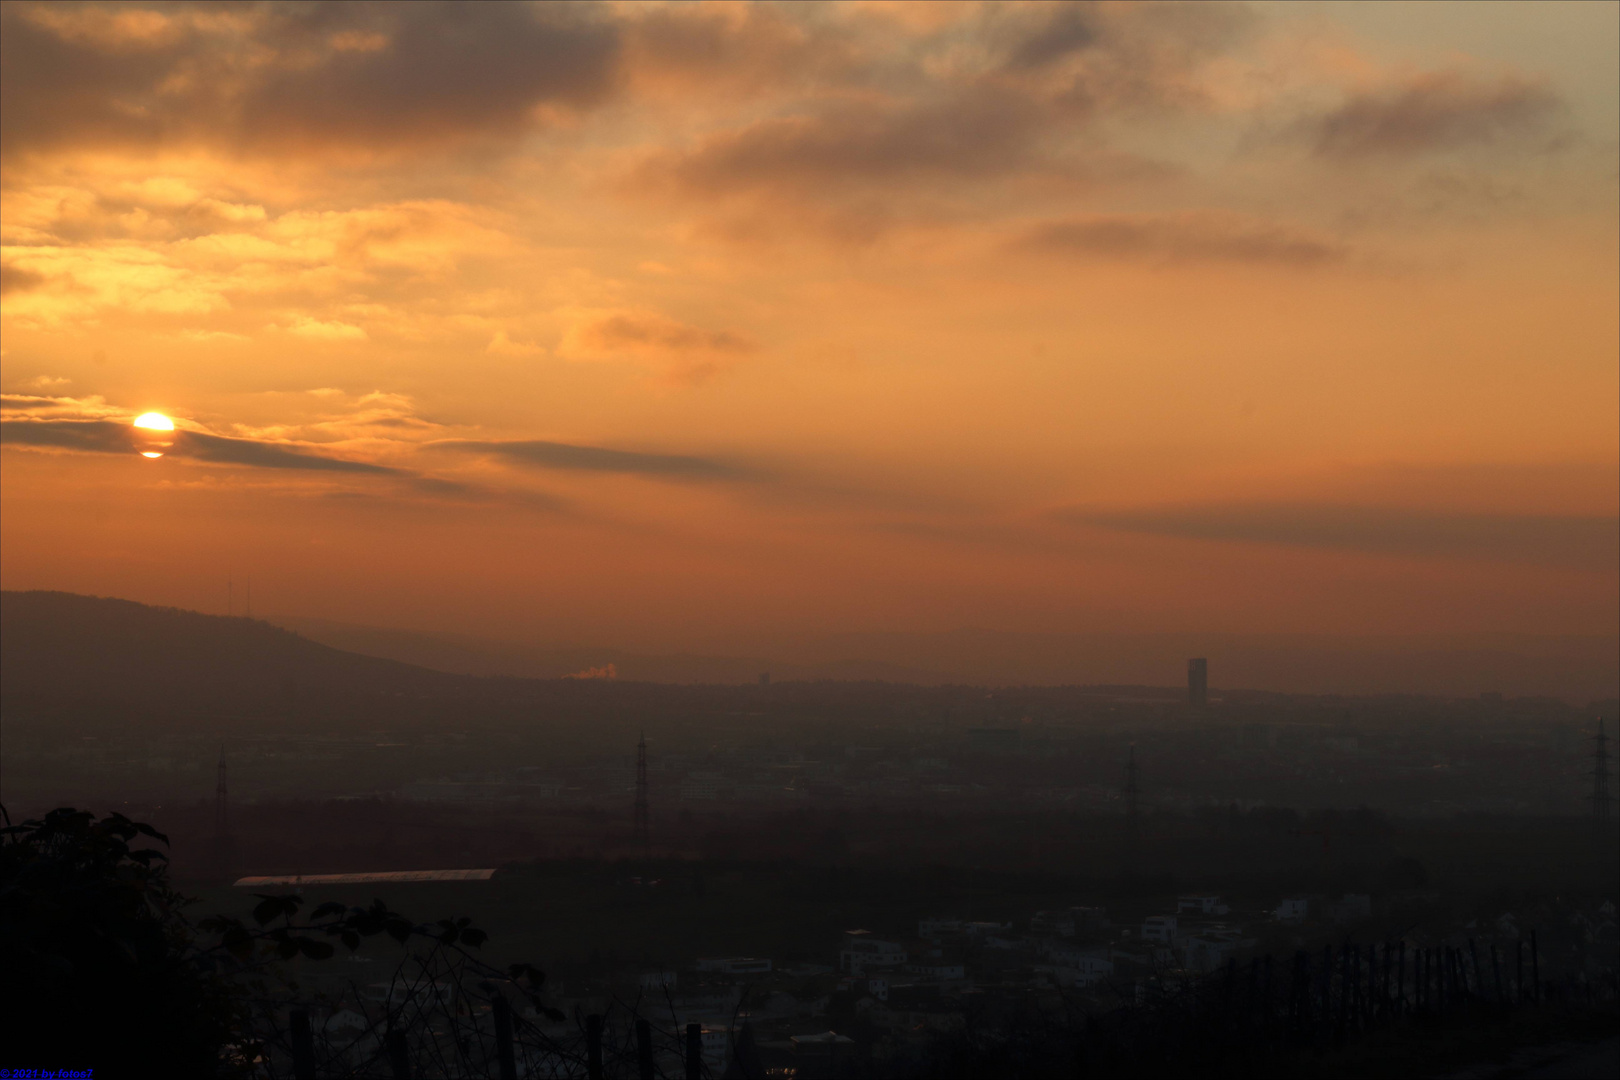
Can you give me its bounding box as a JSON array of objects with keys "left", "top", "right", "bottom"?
[
  {"left": 1593, "top": 718, "right": 1613, "bottom": 831},
  {"left": 1124, "top": 744, "right": 1140, "bottom": 835},
  {"left": 210, "top": 746, "right": 237, "bottom": 879},
  {"left": 1122, "top": 744, "right": 1140, "bottom": 875},
  {"left": 215, "top": 745, "right": 229, "bottom": 836},
  {"left": 633, "top": 732, "right": 650, "bottom": 851}
]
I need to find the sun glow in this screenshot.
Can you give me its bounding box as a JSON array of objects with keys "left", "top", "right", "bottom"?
[{"left": 133, "top": 412, "right": 175, "bottom": 458}]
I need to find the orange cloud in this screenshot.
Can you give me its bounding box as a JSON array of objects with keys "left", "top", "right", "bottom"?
[{"left": 559, "top": 310, "right": 757, "bottom": 386}]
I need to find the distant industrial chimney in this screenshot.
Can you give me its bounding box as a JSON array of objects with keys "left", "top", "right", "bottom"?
[
  {"left": 759, "top": 672, "right": 770, "bottom": 686},
  {"left": 1188, "top": 658, "right": 1208, "bottom": 708}
]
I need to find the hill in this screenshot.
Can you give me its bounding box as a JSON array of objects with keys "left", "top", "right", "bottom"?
[{"left": 0, "top": 590, "right": 452, "bottom": 722}]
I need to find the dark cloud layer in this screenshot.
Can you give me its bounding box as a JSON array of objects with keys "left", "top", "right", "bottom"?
[
  {"left": 1059, "top": 502, "right": 1619, "bottom": 569},
  {"left": 1312, "top": 72, "right": 1561, "bottom": 158},
  {"left": 1016, "top": 211, "right": 1346, "bottom": 266},
  {"left": 0, "top": 418, "right": 133, "bottom": 453},
  {"left": 178, "top": 431, "right": 400, "bottom": 474},
  {"left": 1, "top": 417, "right": 398, "bottom": 474},
  {"left": 0, "top": 1, "right": 620, "bottom": 157},
  {"left": 435, "top": 439, "right": 752, "bottom": 481}
]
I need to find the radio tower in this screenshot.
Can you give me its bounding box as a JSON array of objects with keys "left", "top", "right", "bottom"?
[
  {"left": 1593, "top": 719, "right": 1613, "bottom": 831},
  {"left": 633, "top": 732, "right": 650, "bottom": 851}
]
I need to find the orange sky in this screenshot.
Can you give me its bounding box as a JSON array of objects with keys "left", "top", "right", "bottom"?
[{"left": 2, "top": 1, "right": 1616, "bottom": 660}]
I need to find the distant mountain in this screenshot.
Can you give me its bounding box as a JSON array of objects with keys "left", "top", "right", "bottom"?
[{"left": 0, "top": 591, "right": 451, "bottom": 719}]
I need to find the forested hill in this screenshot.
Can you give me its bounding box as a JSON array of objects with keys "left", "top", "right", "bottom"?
[{"left": 0, "top": 590, "right": 452, "bottom": 724}]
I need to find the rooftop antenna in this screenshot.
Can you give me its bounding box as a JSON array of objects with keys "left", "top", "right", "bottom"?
[
  {"left": 633, "top": 732, "right": 650, "bottom": 851},
  {"left": 1593, "top": 718, "right": 1613, "bottom": 832}
]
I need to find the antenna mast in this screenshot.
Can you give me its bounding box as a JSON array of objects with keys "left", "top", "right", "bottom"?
[{"left": 633, "top": 732, "right": 650, "bottom": 851}]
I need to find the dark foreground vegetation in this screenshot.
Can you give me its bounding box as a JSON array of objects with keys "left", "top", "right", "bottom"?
[{"left": 4, "top": 806, "right": 1616, "bottom": 1078}]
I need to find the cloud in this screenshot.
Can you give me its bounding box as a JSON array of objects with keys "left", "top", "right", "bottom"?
[
  {"left": 0, "top": 417, "right": 135, "bottom": 454},
  {"left": 433, "top": 439, "right": 754, "bottom": 482},
  {"left": 486, "top": 330, "right": 544, "bottom": 357},
  {"left": 0, "top": 1, "right": 622, "bottom": 158},
  {"left": 281, "top": 316, "right": 368, "bottom": 341},
  {"left": 176, "top": 430, "right": 400, "bottom": 474},
  {"left": 559, "top": 311, "right": 756, "bottom": 385},
  {"left": 1311, "top": 71, "right": 1561, "bottom": 159},
  {"left": 0, "top": 413, "right": 400, "bottom": 474},
  {"left": 0, "top": 261, "right": 46, "bottom": 295},
  {"left": 640, "top": 92, "right": 1049, "bottom": 198},
  {"left": 1057, "top": 502, "right": 1619, "bottom": 569},
  {"left": 0, "top": 392, "right": 120, "bottom": 418},
  {"left": 1015, "top": 211, "right": 1347, "bottom": 266}
]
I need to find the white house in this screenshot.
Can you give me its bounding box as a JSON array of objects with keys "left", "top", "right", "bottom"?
[
  {"left": 839, "top": 932, "right": 907, "bottom": 975},
  {"left": 903, "top": 960, "right": 967, "bottom": 981},
  {"left": 1274, "top": 897, "right": 1309, "bottom": 923},
  {"left": 1177, "top": 895, "right": 1230, "bottom": 916},
  {"left": 1141, "top": 915, "right": 1177, "bottom": 943},
  {"left": 1040, "top": 943, "right": 1115, "bottom": 986}
]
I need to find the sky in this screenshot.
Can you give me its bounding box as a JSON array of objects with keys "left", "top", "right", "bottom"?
[{"left": 1, "top": 1, "right": 1616, "bottom": 672}]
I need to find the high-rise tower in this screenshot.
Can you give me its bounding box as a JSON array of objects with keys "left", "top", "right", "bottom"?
[
  {"left": 1188, "top": 658, "right": 1208, "bottom": 708},
  {"left": 633, "top": 732, "right": 650, "bottom": 850},
  {"left": 1593, "top": 718, "right": 1613, "bottom": 830}
]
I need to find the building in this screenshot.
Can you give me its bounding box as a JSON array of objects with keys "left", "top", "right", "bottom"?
[
  {"left": 1181, "top": 933, "right": 1252, "bottom": 974},
  {"left": 839, "top": 931, "right": 907, "bottom": 975},
  {"left": 1177, "top": 895, "right": 1229, "bottom": 916},
  {"left": 1040, "top": 943, "right": 1114, "bottom": 986},
  {"left": 1188, "top": 658, "right": 1208, "bottom": 708},
  {"left": 846, "top": 977, "right": 889, "bottom": 1001},
  {"left": 903, "top": 959, "right": 966, "bottom": 981},
  {"left": 1140, "top": 916, "right": 1177, "bottom": 943},
  {"left": 1328, "top": 894, "right": 1372, "bottom": 924},
  {"left": 918, "top": 917, "right": 963, "bottom": 940},
  {"left": 1274, "top": 897, "right": 1309, "bottom": 923},
  {"left": 695, "top": 957, "right": 772, "bottom": 976}
]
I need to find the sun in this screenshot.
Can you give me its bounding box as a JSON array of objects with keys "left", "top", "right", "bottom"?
[{"left": 132, "top": 412, "right": 176, "bottom": 458}]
